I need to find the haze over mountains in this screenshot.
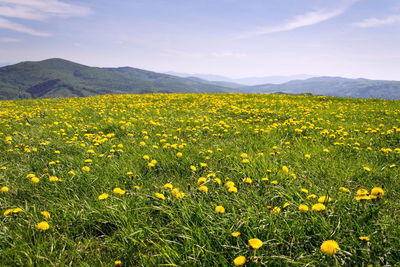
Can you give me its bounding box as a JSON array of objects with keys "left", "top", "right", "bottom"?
[{"left": 0, "top": 58, "right": 399, "bottom": 100}]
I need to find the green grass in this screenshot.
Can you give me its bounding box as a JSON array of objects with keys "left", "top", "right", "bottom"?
[{"left": 0, "top": 93, "right": 399, "bottom": 266}]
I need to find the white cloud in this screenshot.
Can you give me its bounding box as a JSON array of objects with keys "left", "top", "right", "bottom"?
[
  {"left": 235, "top": 0, "right": 358, "bottom": 39},
  {"left": 353, "top": 14, "right": 400, "bottom": 28},
  {"left": 0, "top": 17, "right": 49, "bottom": 36},
  {"left": 0, "top": 0, "right": 91, "bottom": 36}
]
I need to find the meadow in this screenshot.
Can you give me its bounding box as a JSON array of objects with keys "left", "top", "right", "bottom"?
[{"left": 0, "top": 93, "right": 399, "bottom": 266}]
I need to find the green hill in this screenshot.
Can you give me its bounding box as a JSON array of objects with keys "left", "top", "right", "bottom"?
[{"left": 0, "top": 58, "right": 233, "bottom": 99}]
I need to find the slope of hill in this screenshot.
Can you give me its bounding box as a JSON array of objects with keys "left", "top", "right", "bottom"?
[
  {"left": 0, "top": 59, "right": 234, "bottom": 99},
  {"left": 241, "top": 77, "right": 400, "bottom": 99}
]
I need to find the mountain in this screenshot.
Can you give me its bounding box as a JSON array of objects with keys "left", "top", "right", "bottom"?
[
  {"left": 241, "top": 77, "right": 400, "bottom": 99},
  {"left": 0, "top": 58, "right": 234, "bottom": 99},
  {"left": 165, "top": 72, "right": 313, "bottom": 85},
  {"left": 185, "top": 76, "right": 245, "bottom": 89}
]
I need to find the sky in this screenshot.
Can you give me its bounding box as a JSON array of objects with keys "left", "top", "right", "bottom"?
[{"left": 0, "top": 0, "right": 400, "bottom": 80}]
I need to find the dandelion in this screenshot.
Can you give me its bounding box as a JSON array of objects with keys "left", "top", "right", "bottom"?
[
  {"left": 214, "top": 178, "right": 222, "bottom": 185},
  {"left": 231, "top": 232, "right": 241, "bottom": 237},
  {"left": 282, "top": 165, "right": 289, "bottom": 174},
  {"left": 243, "top": 177, "right": 252, "bottom": 184},
  {"left": 242, "top": 158, "right": 250, "bottom": 164},
  {"left": 298, "top": 204, "right": 309, "bottom": 212},
  {"left": 307, "top": 194, "right": 317, "bottom": 200},
  {"left": 272, "top": 207, "right": 281, "bottom": 214},
  {"left": 320, "top": 240, "right": 340, "bottom": 256},
  {"left": 41, "top": 211, "right": 51, "bottom": 219},
  {"left": 301, "top": 188, "right": 309, "bottom": 194},
  {"left": 198, "top": 185, "right": 208, "bottom": 192},
  {"left": 155, "top": 193, "right": 166, "bottom": 200},
  {"left": 31, "top": 177, "right": 40, "bottom": 183},
  {"left": 49, "top": 176, "right": 62, "bottom": 182},
  {"left": 339, "top": 187, "right": 350, "bottom": 193},
  {"left": 304, "top": 154, "right": 311, "bottom": 159},
  {"left": 228, "top": 187, "right": 238, "bottom": 193},
  {"left": 163, "top": 183, "right": 173, "bottom": 189},
  {"left": 190, "top": 165, "right": 197, "bottom": 171},
  {"left": 82, "top": 166, "right": 90, "bottom": 172},
  {"left": 143, "top": 155, "right": 150, "bottom": 160},
  {"left": 215, "top": 205, "right": 225, "bottom": 213},
  {"left": 370, "top": 187, "right": 384, "bottom": 197},
  {"left": 36, "top": 221, "right": 50, "bottom": 231},
  {"left": 114, "top": 260, "right": 122, "bottom": 266},
  {"left": 248, "top": 238, "right": 263, "bottom": 249},
  {"left": 356, "top": 189, "right": 369, "bottom": 195},
  {"left": 359, "top": 236, "right": 370, "bottom": 241},
  {"left": 1, "top": 186, "right": 9, "bottom": 192},
  {"left": 312, "top": 203, "right": 326, "bottom": 211},
  {"left": 225, "top": 181, "right": 235, "bottom": 188},
  {"left": 113, "top": 187, "right": 126, "bottom": 195},
  {"left": 363, "top": 166, "right": 371, "bottom": 172},
  {"left": 318, "top": 196, "right": 332, "bottom": 203},
  {"left": 176, "top": 152, "right": 183, "bottom": 157},
  {"left": 197, "top": 177, "right": 207, "bottom": 184},
  {"left": 98, "top": 193, "right": 109, "bottom": 200},
  {"left": 233, "top": 256, "right": 246, "bottom": 266}
]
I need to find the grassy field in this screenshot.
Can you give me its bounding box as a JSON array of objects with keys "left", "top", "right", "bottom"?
[{"left": 0, "top": 93, "right": 399, "bottom": 266}]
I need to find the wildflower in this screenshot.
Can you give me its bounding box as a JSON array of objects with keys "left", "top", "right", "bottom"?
[
  {"left": 163, "top": 183, "right": 173, "bottom": 189},
  {"left": 225, "top": 181, "right": 235, "bottom": 188},
  {"left": 318, "top": 196, "right": 332, "bottom": 203},
  {"left": 190, "top": 165, "right": 197, "bottom": 171},
  {"left": 215, "top": 205, "right": 225, "bottom": 213},
  {"left": 231, "top": 232, "right": 241, "bottom": 237},
  {"left": 214, "top": 178, "right": 222, "bottom": 185},
  {"left": 228, "top": 187, "right": 238, "bottom": 193},
  {"left": 133, "top": 185, "right": 141, "bottom": 190},
  {"left": 282, "top": 166, "right": 289, "bottom": 174},
  {"left": 1, "top": 186, "right": 9, "bottom": 192},
  {"left": 301, "top": 188, "right": 309, "bottom": 194},
  {"left": 113, "top": 187, "right": 126, "bottom": 195},
  {"left": 155, "top": 193, "right": 166, "bottom": 200},
  {"left": 197, "top": 177, "right": 207, "bottom": 184},
  {"left": 271, "top": 180, "right": 278, "bottom": 185},
  {"left": 240, "top": 153, "right": 248, "bottom": 158},
  {"left": 304, "top": 154, "right": 311, "bottom": 159},
  {"left": 176, "top": 152, "right": 183, "bottom": 157},
  {"left": 312, "top": 203, "right": 326, "bottom": 211},
  {"left": 31, "top": 177, "right": 40, "bottom": 183},
  {"left": 36, "top": 221, "right": 50, "bottom": 231},
  {"left": 272, "top": 207, "right": 281, "bottom": 214},
  {"left": 198, "top": 185, "right": 208, "bottom": 192},
  {"left": 243, "top": 177, "right": 252, "bottom": 184},
  {"left": 114, "top": 260, "right": 122, "bottom": 266},
  {"left": 39, "top": 211, "right": 50, "bottom": 219},
  {"left": 307, "top": 194, "right": 317, "bottom": 200},
  {"left": 200, "top": 162, "right": 207, "bottom": 167},
  {"left": 359, "top": 236, "right": 370, "bottom": 241},
  {"left": 363, "top": 166, "right": 371, "bottom": 172},
  {"left": 143, "top": 155, "right": 150, "bottom": 160},
  {"left": 261, "top": 177, "right": 269, "bottom": 181},
  {"left": 68, "top": 170, "right": 76, "bottom": 175},
  {"left": 339, "top": 187, "right": 350, "bottom": 193},
  {"left": 283, "top": 202, "right": 290, "bottom": 208},
  {"left": 233, "top": 256, "right": 246, "bottom": 266},
  {"left": 299, "top": 204, "right": 309, "bottom": 212},
  {"left": 242, "top": 159, "right": 250, "bottom": 164},
  {"left": 248, "top": 238, "right": 263, "bottom": 249},
  {"left": 82, "top": 166, "right": 90, "bottom": 172},
  {"left": 370, "top": 187, "right": 384, "bottom": 197},
  {"left": 320, "top": 240, "right": 340, "bottom": 256},
  {"left": 98, "top": 193, "right": 109, "bottom": 200},
  {"left": 356, "top": 195, "right": 371, "bottom": 201},
  {"left": 49, "top": 176, "right": 62, "bottom": 182},
  {"left": 356, "top": 189, "right": 369, "bottom": 195}
]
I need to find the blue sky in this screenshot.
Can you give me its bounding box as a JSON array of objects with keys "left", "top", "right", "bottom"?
[{"left": 0, "top": 0, "right": 400, "bottom": 79}]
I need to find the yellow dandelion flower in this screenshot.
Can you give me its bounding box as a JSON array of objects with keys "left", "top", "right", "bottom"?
[
  {"left": 233, "top": 256, "right": 246, "bottom": 266},
  {"left": 231, "top": 232, "right": 241, "bottom": 237},
  {"left": 242, "top": 158, "right": 250, "bottom": 164},
  {"left": 243, "top": 177, "right": 252, "bottom": 184},
  {"left": 272, "top": 207, "right": 281, "bottom": 214},
  {"left": 197, "top": 177, "right": 207, "bottom": 184},
  {"left": 82, "top": 166, "right": 90, "bottom": 172},
  {"left": 163, "top": 183, "right": 173, "bottom": 189},
  {"left": 301, "top": 188, "right": 309, "bottom": 194},
  {"left": 307, "top": 194, "right": 317, "bottom": 200},
  {"left": 298, "top": 204, "right": 309, "bottom": 212},
  {"left": 1, "top": 186, "right": 9, "bottom": 192},
  {"left": 176, "top": 152, "right": 183, "bottom": 157},
  {"left": 248, "top": 238, "right": 263, "bottom": 249},
  {"left": 31, "top": 177, "right": 40, "bottom": 183},
  {"left": 113, "top": 187, "right": 126, "bottom": 195},
  {"left": 41, "top": 211, "right": 51, "bottom": 219},
  {"left": 215, "top": 205, "right": 225, "bottom": 213},
  {"left": 228, "top": 186, "right": 238, "bottom": 193},
  {"left": 190, "top": 165, "right": 197, "bottom": 171},
  {"left": 198, "top": 185, "right": 208, "bottom": 192},
  {"left": 36, "top": 221, "right": 50, "bottom": 231},
  {"left": 370, "top": 187, "right": 384, "bottom": 197},
  {"left": 282, "top": 165, "right": 289, "bottom": 174},
  {"left": 356, "top": 189, "right": 369, "bottom": 195},
  {"left": 312, "top": 203, "right": 326, "bottom": 211},
  {"left": 320, "top": 240, "right": 340, "bottom": 256},
  {"left": 339, "top": 187, "right": 350, "bottom": 193},
  {"left": 214, "top": 178, "right": 222, "bottom": 185},
  {"left": 318, "top": 196, "right": 332, "bottom": 203},
  {"left": 225, "top": 181, "right": 235, "bottom": 188},
  {"left": 114, "top": 260, "right": 122, "bottom": 266},
  {"left": 363, "top": 166, "right": 371, "bottom": 172},
  {"left": 155, "top": 193, "right": 166, "bottom": 200},
  {"left": 359, "top": 236, "right": 370, "bottom": 241},
  {"left": 98, "top": 193, "right": 109, "bottom": 200}
]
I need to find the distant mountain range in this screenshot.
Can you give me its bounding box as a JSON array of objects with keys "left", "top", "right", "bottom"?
[
  {"left": 166, "top": 71, "right": 313, "bottom": 85},
  {"left": 0, "top": 58, "right": 399, "bottom": 100}
]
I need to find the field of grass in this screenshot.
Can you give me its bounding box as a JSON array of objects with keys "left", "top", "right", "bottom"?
[{"left": 0, "top": 93, "right": 399, "bottom": 266}]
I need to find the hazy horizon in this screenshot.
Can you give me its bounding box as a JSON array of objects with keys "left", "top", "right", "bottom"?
[{"left": 1, "top": 0, "right": 400, "bottom": 80}]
